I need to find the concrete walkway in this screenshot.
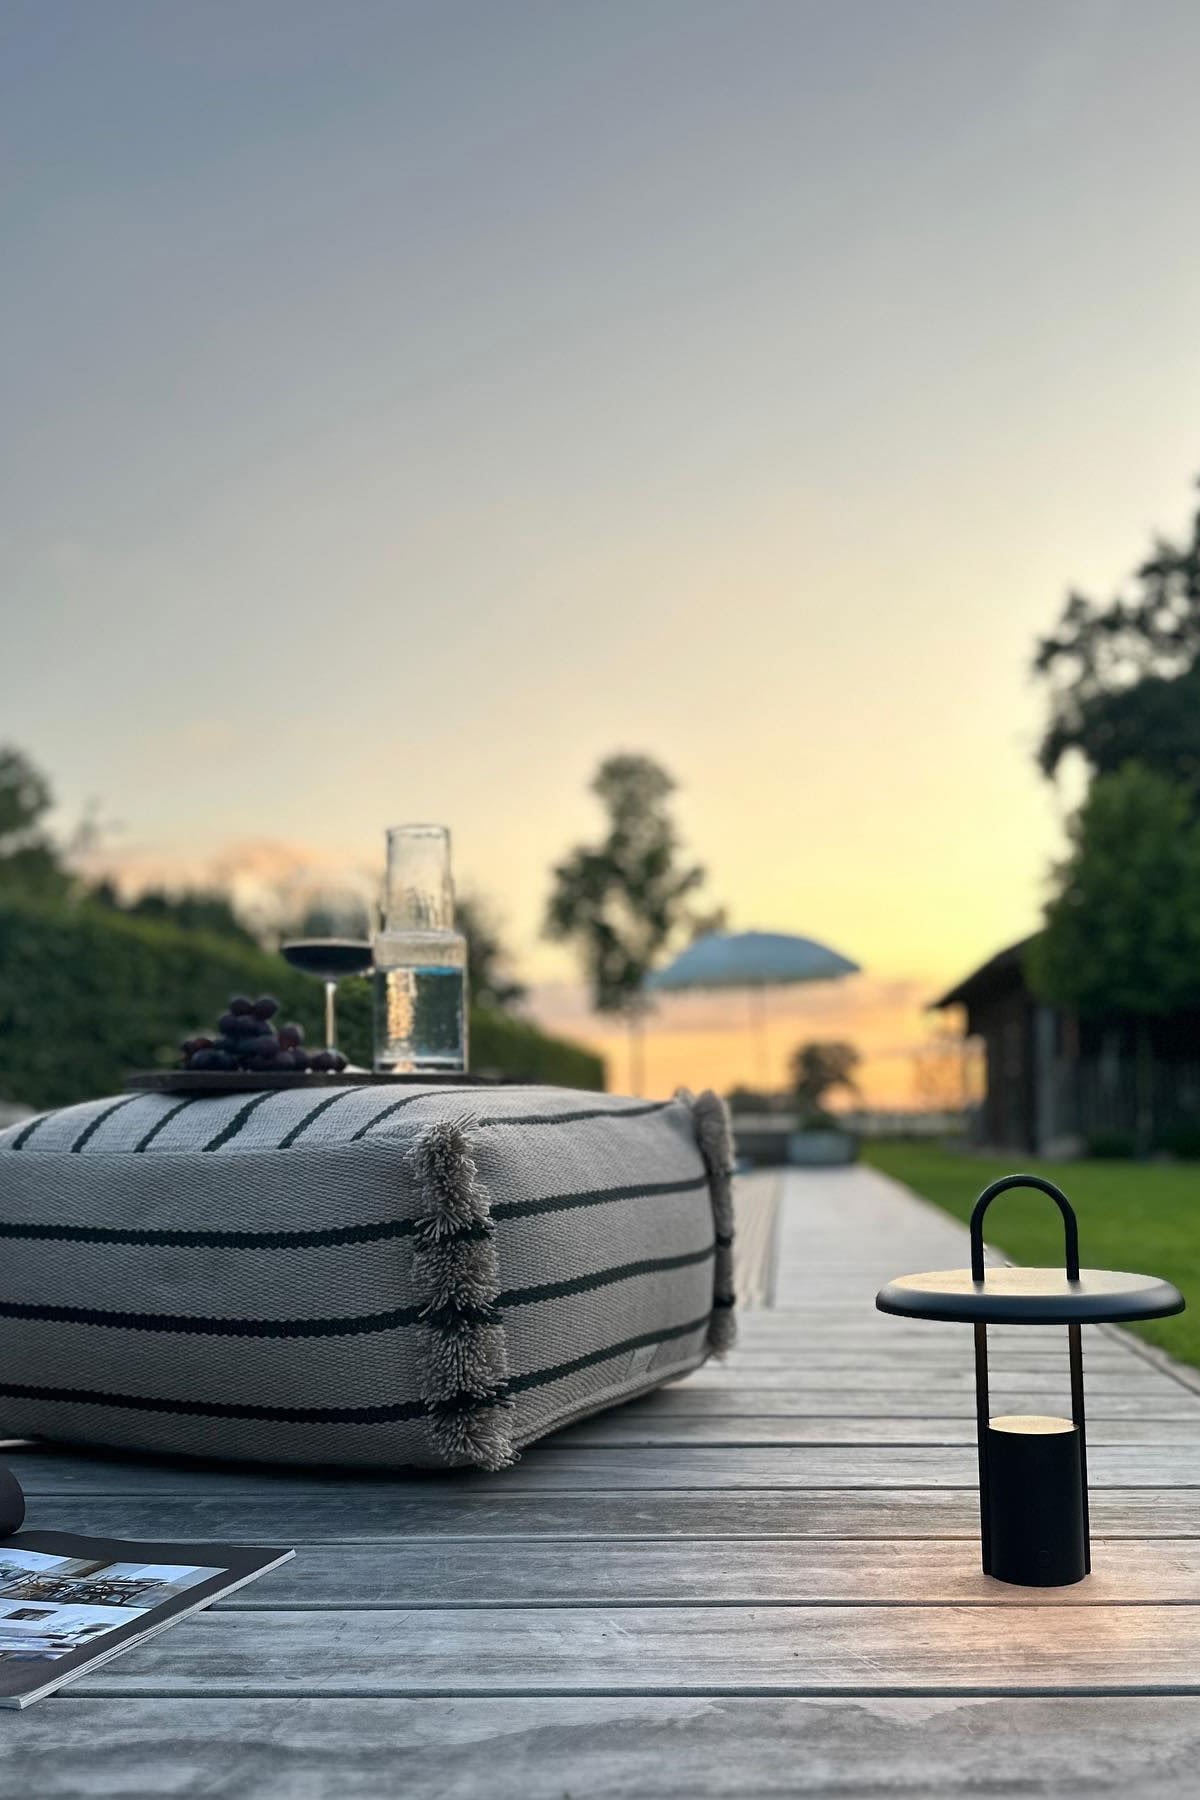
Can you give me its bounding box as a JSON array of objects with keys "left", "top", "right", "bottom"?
[{"left": 5, "top": 1164, "right": 1200, "bottom": 1796}]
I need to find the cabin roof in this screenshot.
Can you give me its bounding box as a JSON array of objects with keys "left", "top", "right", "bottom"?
[{"left": 932, "top": 935, "right": 1035, "bottom": 1010}]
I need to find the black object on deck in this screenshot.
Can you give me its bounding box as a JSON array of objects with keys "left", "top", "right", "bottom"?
[
  {"left": 876, "top": 1174, "right": 1185, "bottom": 1588},
  {"left": 0, "top": 1461, "right": 24, "bottom": 1538}
]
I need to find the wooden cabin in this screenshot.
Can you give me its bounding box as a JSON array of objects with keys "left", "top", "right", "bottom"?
[{"left": 934, "top": 937, "right": 1200, "bottom": 1155}]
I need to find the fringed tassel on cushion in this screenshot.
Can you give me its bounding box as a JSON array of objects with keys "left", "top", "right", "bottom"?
[
  {"left": 408, "top": 1118, "right": 515, "bottom": 1471},
  {"left": 682, "top": 1088, "right": 738, "bottom": 1356}
]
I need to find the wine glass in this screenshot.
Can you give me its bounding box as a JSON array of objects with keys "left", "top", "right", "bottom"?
[{"left": 278, "top": 872, "right": 375, "bottom": 1057}]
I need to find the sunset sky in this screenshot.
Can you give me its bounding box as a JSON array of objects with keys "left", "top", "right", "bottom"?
[{"left": 5, "top": 1, "right": 1200, "bottom": 1098}]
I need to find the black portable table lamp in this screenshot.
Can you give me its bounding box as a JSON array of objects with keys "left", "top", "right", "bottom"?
[{"left": 877, "top": 1174, "right": 1184, "bottom": 1586}]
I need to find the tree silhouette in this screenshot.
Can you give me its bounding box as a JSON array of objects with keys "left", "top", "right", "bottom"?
[
  {"left": 456, "top": 891, "right": 527, "bottom": 1014},
  {"left": 0, "top": 745, "right": 71, "bottom": 900},
  {"left": 789, "top": 1040, "right": 860, "bottom": 1124},
  {"left": 1034, "top": 482, "right": 1200, "bottom": 795},
  {"left": 544, "top": 754, "right": 718, "bottom": 1094}
]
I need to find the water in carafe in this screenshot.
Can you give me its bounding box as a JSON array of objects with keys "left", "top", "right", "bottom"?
[
  {"left": 374, "top": 930, "right": 467, "bottom": 1072},
  {"left": 373, "top": 826, "right": 468, "bottom": 1073}
]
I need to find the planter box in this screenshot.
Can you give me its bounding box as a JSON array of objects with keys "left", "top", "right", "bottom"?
[
  {"left": 731, "top": 1122, "right": 793, "bottom": 1166},
  {"left": 787, "top": 1129, "right": 859, "bottom": 1166}
]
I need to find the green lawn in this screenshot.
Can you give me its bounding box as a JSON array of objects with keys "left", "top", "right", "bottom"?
[{"left": 862, "top": 1141, "right": 1200, "bottom": 1368}]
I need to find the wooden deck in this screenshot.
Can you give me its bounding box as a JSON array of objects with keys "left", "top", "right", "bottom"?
[{"left": 7, "top": 1163, "right": 1200, "bottom": 1796}]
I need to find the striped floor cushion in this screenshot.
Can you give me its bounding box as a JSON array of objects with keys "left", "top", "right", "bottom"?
[{"left": 0, "top": 1084, "right": 735, "bottom": 1470}]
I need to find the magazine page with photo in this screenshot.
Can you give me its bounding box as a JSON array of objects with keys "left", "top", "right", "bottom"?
[{"left": 0, "top": 1532, "right": 293, "bottom": 1708}]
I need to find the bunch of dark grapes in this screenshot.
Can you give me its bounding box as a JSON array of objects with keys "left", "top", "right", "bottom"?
[{"left": 180, "top": 996, "right": 347, "bottom": 1074}]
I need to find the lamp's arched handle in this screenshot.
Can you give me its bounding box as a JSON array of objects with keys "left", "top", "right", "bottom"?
[{"left": 969, "top": 1174, "right": 1079, "bottom": 1282}]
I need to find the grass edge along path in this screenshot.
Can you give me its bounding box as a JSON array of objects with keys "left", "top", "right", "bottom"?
[{"left": 863, "top": 1140, "right": 1200, "bottom": 1370}]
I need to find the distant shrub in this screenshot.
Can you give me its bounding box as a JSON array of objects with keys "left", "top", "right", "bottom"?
[
  {"left": 1086, "top": 1130, "right": 1138, "bottom": 1160},
  {"left": 0, "top": 894, "right": 604, "bottom": 1110},
  {"left": 796, "top": 1108, "right": 844, "bottom": 1133},
  {"left": 470, "top": 1006, "right": 605, "bottom": 1089},
  {"left": 1157, "top": 1124, "right": 1200, "bottom": 1161}
]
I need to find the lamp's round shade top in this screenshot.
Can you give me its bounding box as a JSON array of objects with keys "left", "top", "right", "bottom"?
[{"left": 875, "top": 1265, "right": 1184, "bottom": 1326}]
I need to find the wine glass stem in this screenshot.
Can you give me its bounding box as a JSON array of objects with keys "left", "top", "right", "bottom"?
[{"left": 324, "top": 980, "right": 338, "bottom": 1053}]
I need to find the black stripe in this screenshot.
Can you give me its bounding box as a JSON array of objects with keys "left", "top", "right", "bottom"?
[
  {"left": 70, "top": 1096, "right": 138, "bottom": 1152},
  {"left": 2, "top": 1090, "right": 676, "bottom": 1156},
  {"left": 278, "top": 1088, "right": 358, "bottom": 1148},
  {"left": 0, "top": 1297, "right": 424, "bottom": 1338},
  {"left": 497, "top": 1242, "right": 715, "bottom": 1309},
  {"left": 350, "top": 1088, "right": 487, "bottom": 1140},
  {"left": 0, "top": 1174, "right": 709, "bottom": 1250},
  {"left": 201, "top": 1091, "right": 276, "bottom": 1151},
  {"left": 0, "top": 1317, "right": 715, "bottom": 1425},
  {"left": 420, "top": 1299, "right": 503, "bottom": 1333},
  {"left": 492, "top": 1173, "right": 706, "bottom": 1224},
  {"left": 0, "top": 1380, "right": 432, "bottom": 1426},
  {"left": 427, "top": 1387, "right": 513, "bottom": 1420},
  {"left": 476, "top": 1100, "right": 675, "bottom": 1129},
  {"left": 8, "top": 1113, "right": 51, "bottom": 1151},
  {"left": 133, "top": 1097, "right": 200, "bottom": 1153},
  {"left": 0, "top": 1235, "right": 716, "bottom": 1338},
  {"left": 0, "top": 1215, "right": 416, "bottom": 1251},
  {"left": 507, "top": 1312, "right": 710, "bottom": 1394},
  {"left": 0, "top": 1215, "right": 488, "bottom": 1252}
]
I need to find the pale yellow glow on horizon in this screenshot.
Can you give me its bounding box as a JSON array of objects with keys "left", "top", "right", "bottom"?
[{"left": 529, "top": 977, "right": 974, "bottom": 1105}]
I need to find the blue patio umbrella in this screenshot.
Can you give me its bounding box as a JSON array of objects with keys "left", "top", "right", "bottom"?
[{"left": 647, "top": 930, "right": 861, "bottom": 1084}]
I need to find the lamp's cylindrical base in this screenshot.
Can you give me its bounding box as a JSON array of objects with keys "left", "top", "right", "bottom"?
[{"left": 985, "top": 1415, "right": 1087, "bottom": 1587}]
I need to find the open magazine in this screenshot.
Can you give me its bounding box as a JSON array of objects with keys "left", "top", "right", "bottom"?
[{"left": 0, "top": 1530, "right": 293, "bottom": 1708}]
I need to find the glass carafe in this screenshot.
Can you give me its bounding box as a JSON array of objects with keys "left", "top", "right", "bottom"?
[{"left": 373, "top": 825, "right": 468, "bottom": 1073}]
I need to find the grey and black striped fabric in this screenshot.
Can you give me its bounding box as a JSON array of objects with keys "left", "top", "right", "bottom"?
[{"left": 0, "top": 1084, "right": 735, "bottom": 1469}]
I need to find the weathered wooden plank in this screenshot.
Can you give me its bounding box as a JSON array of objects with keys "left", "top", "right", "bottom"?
[
  {"left": 73, "top": 1602, "right": 1200, "bottom": 1694},
  {"left": 711, "top": 1323, "right": 1172, "bottom": 1352},
  {"left": 212, "top": 1536, "right": 1200, "bottom": 1608},
  {"left": 9, "top": 1441, "right": 1198, "bottom": 1493},
  {"left": 729, "top": 1334, "right": 1168, "bottom": 1365},
  {"left": 737, "top": 1311, "right": 1133, "bottom": 1333},
  {"left": 12, "top": 1696, "right": 1200, "bottom": 1799},
  {"left": 738, "top": 1310, "right": 1130, "bottom": 1331},
  {"left": 737, "top": 1305, "right": 1149, "bottom": 1324},
  {"left": 717, "top": 1354, "right": 1147, "bottom": 1376},
  {"left": 556, "top": 1414, "right": 1200, "bottom": 1447},
  {"left": 735, "top": 1313, "right": 1159, "bottom": 1339},
  {"left": 702, "top": 1346, "right": 1141, "bottom": 1367},
  {"left": 468, "top": 1443, "right": 1200, "bottom": 1492},
  {"left": 16, "top": 1487, "right": 1200, "bottom": 1542},
  {"left": 710, "top": 1325, "right": 1154, "bottom": 1351},
  {"left": 607, "top": 1384, "right": 1200, "bottom": 1417},
  {"left": 684, "top": 1364, "right": 1178, "bottom": 1390},
  {"left": 730, "top": 1171, "right": 779, "bottom": 1310}
]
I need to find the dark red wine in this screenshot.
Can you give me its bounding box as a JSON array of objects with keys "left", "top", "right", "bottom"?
[{"left": 281, "top": 939, "right": 373, "bottom": 981}]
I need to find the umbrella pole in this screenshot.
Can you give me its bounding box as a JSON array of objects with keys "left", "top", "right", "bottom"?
[
  {"left": 628, "top": 1007, "right": 646, "bottom": 1099},
  {"left": 749, "top": 984, "right": 768, "bottom": 1088}
]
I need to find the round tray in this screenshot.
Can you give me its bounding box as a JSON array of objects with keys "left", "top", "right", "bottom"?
[
  {"left": 125, "top": 1069, "right": 487, "bottom": 1096},
  {"left": 875, "top": 1264, "right": 1185, "bottom": 1325}
]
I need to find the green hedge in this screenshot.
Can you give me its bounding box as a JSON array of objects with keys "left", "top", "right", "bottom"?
[
  {"left": 0, "top": 895, "right": 605, "bottom": 1110},
  {"left": 469, "top": 1007, "right": 605, "bottom": 1089}
]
